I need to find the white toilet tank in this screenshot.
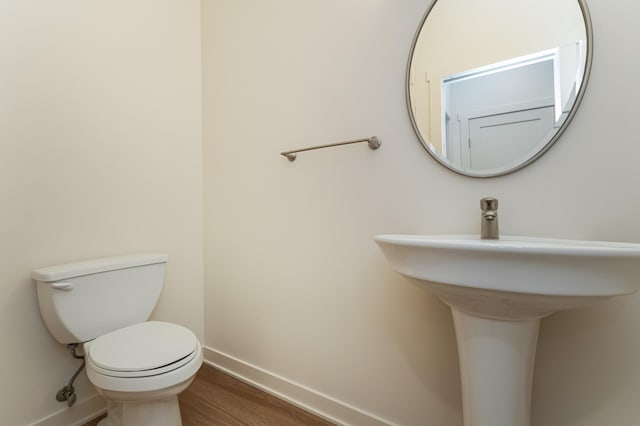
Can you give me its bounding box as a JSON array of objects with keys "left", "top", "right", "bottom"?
[{"left": 32, "top": 254, "right": 168, "bottom": 344}]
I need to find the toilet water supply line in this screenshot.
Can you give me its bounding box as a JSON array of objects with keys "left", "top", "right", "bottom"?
[{"left": 56, "top": 343, "right": 85, "bottom": 407}]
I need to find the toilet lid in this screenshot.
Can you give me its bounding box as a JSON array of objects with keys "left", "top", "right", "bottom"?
[{"left": 88, "top": 321, "right": 198, "bottom": 373}]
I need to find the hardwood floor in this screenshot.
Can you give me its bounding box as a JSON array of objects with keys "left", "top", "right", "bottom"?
[{"left": 84, "top": 365, "right": 335, "bottom": 426}]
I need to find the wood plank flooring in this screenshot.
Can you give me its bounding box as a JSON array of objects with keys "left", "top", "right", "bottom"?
[{"left": 84, "top": 365, "right": 336, "bottom": 426}]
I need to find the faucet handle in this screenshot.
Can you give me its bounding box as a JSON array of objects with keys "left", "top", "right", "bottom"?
[{"left": 481, "top": 197, "right": 498, "bottom": 210}]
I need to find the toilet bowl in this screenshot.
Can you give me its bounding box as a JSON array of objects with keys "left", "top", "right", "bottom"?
[
  {"left": 32, "top": 254, "right": 202, "bottom": 426},
  {"left": 85, "top": 321, "right": 203, "bottom": 426}
]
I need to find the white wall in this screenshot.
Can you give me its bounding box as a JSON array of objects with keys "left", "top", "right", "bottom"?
[
  {"left": 0, "top": 1, "right": 203, "bottom": 425},
  {"left": 203, "top": 0, "right": 640, "bottom": 425}
]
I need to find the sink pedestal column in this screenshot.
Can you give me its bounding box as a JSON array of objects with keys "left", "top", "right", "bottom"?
[{"left": 451, "top": 308, "right": 541, "bottom": 426}]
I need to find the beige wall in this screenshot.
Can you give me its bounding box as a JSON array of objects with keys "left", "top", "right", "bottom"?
[
  {"left": 203, "top": 0, "right": 640, "bottom": 425},
  {"left": 0, "top": 1, "right": 203, "bottom": 424}
]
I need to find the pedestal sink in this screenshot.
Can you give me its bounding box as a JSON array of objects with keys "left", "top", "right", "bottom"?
[{"left": 374, "top": 234, "right": 640, "bottom": 426}]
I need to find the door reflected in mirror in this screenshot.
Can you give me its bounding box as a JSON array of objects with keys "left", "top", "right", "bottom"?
[{"left": 407, "top": 0, "right": 592, "bottom": 177}]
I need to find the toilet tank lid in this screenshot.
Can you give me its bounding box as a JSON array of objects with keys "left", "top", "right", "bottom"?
[{"left": 31, "top": 254, "right": 168, "bottom": 282}]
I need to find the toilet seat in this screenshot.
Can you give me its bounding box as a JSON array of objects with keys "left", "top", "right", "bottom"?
[
  {"left": 85, "top": 321, "right": 203, "bottom": 393},
  {"left": 89, "top": 349, "right": 199, "bottom": 378},
  {"left": 87, "top": 321, "right": 197, "bottom": 378}
]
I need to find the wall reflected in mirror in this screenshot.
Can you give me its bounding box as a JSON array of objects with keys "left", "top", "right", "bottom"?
[{"left": 408, "top": 0, "right": 591, "bottom": 177}]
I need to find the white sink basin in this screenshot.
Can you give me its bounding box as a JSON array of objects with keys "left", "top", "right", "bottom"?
[
  {"left": 375, "top": 234, "right": 640, "bottom": 319},
  {"left": 374, "top": 234, "right": 640, "bottom": 426}
]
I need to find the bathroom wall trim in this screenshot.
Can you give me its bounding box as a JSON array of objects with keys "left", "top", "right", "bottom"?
[
  {"left": 203, "top": 346, "right": 396, "bottom": 426},
  {"left": 30, "top": 394, "right": 106, "bottom": 426}
]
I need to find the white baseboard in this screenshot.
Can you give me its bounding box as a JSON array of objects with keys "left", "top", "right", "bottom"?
[
  {"left": 31, "top": 394, "right": 106, "bottom": 426},
  {"left": 203, "top": 346, "right": 395, "bottom": 426}
]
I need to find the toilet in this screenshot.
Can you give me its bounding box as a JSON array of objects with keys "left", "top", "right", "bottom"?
[{"left": 32, "top": 254, "right": 203, "bottom": 426}]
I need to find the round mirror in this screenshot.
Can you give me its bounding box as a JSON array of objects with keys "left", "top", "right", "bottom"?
[{"left": 407, "top": 0, "right": 593, "bottom": 177}]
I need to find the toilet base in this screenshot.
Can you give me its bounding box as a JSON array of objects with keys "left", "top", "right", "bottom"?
[
  {"left": 95, "top": 375, "right": 195, "bottom": 426},
  {"left": 98, "top": 397, "right": 182, "bottom": 426}
]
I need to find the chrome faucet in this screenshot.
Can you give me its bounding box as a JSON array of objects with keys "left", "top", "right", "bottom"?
[{"left": 480, "top": 197, "right": 499, "bottom": 239}]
